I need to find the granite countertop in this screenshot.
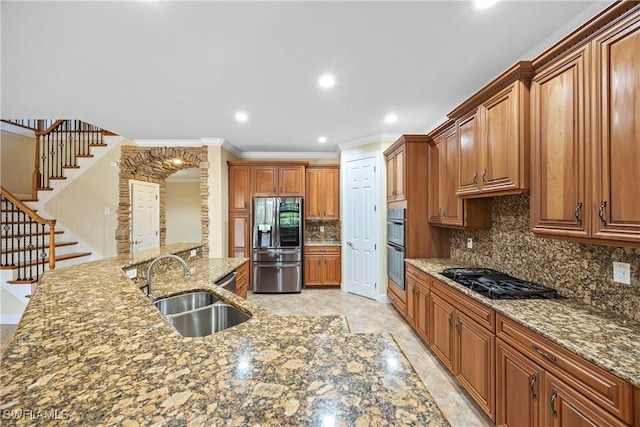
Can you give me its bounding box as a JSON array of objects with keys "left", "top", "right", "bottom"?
[
  {"left": 305, "top": 240, "right": 341, "bottom": 247},
  {"left": 406, "top": 258, "right": 640, "bottom": 387},
  {"left": 0, "top": 245, "right": 449, "bottom": 426}
]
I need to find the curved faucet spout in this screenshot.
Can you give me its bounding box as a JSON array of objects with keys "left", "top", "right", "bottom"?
[{"left": 146, "top": 254, "right": 190, "bottom": 300}]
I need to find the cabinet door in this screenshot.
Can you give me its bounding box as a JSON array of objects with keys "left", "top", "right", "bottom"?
[
  {"left": 455, "top": 311, "right": 496, "bottom": 421},
  {"left": 252, "top": 166, "right": 278, "bottom": 196},
  {"left": 496, "top": 339, "right": 542, "bottom": 427},
  {"left": 322, "top": 252, "right": 341, "bottom": 286},
  {"left": 480, "top": 83, "right": 522, "bottom": 193},
  {"left": 305, "top": 168, "right": 323, "bottom": 219},
  {"left": 592, "top": 15, "right": 640, "bottom": 243},
  {"left": 429, "top": 291, "right": 455, "bottom": 372},
  {"left": 531, "top": 46, "right": 589, "bottom": 238},
  {"left": 394, "top": 146, "right": 406, "bottom": 201},
  {"left": 386, "top": 154, "right": 396, "bottom": 202},
  {"left": 543, "top": 373, "right": 628, "bottom": 427},
  {"left": 322, "top": 168, "right": 340, "bottom": 220},
  {"left": 427, "top": 142, "right": 442, "bottom": 224},
  {"left": 457, "top": 111, "right": 480, "bottom": 196},
  {"left": 415, "top": 284, "right": 429, "bottom": 343},
  {"left": 441, "top": 126, "right": 463, "bottom": 226},
  {"left": 405, "top": 276, "right": 417, "bottom": 327},
  {"left": 279, "top": 166, "right": 305, "bottom": 196},
  {"left": 229, "top": 213, "right": 250, "bottom": 258},
  {"left": 229, "top": 166, "right": 250, "bottom": 212},
  {"left": 304, "top": 255, "right": 322, "bottom": 286}
]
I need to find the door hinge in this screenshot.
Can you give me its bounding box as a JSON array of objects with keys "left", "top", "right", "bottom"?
[
  {"left": 374, "top": 244, "right": 377, "bottom": 250},
  {"left": 375, "top": 282, "right": 377, "bottom": 289},
  {"left": 374, "top": 166, "right": 376, "bottom": 173},
  {"left": 374, "top": 205, "right": 377, "bottom": 212},
  {"left": 155, "top": 195, "right": 158, "bottom": 200},
  {"left": 155, "top": 231, "right": 158, "bottom": 236}
]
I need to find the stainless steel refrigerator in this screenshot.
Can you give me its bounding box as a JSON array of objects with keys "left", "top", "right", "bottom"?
[{"left": 252, "top": 197, "right": 303, "bottom": 293}]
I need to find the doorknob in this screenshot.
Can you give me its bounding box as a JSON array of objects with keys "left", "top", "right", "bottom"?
[
  {"left": 347, "top": 241, "right": 353, "bottom": 247},
  {"left": 132, "top": 240, "right": 141, "bottom": 245}
]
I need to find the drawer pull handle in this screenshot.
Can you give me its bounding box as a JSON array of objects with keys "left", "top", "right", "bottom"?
[
  {"left": 550, "top": 391, "right": 558, "bottom": 419},
  {"left": 574, "top": 202, "right": 582, "bottom": 226},
  {"left": 532, "top": 344, "right": 557, "bottom": 362},
  {"left": 599, "top": 201, "right": 607, "bottom": 226},
  {"left": 529, "top": 375, "right": 537, "bottom": 401}
]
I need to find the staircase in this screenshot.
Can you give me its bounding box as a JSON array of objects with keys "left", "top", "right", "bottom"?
[{"left": 0, "top": 119, "right": 115, "bottom": 320}]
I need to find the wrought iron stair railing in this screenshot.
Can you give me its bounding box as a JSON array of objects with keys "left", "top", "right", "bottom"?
[{"left": 1, "top": 187, "right": 56, "bottom": 283}]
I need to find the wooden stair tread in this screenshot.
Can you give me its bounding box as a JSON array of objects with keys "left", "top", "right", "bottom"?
[
  {"left": 89, "top": 143, "right": 108, "bottom": 147},
  {"left": 49, "top": 176, "right": 67, "bottom": 180},
  {"left": 36, "top": 187, "right": 53, "bottom": 191},
  {"left": 1, "top": 252, "right": 91, "bottom": 269},
  {"left": 76, "top": 154, "right": 94, "bottom": 158},
  {"left": 7, "top": 279, "right": 38, "bottom": 285},
  {"left": 62, "top": 165, "right": 80, "bottom": 169},
  {"left": 1, "top": 230, "right": 64, "bottom": 239},
  {"left": 1, "top": 241, "right": 79, "bottom": 254}
]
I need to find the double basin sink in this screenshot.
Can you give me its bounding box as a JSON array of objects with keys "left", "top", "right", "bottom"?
[{"left": 154, "top": 291, "right": 251, "bottom": 337}]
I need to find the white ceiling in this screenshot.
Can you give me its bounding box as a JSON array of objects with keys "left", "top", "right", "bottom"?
[{"left": 1, "top": 1, "right": 612, "bottom": 155}]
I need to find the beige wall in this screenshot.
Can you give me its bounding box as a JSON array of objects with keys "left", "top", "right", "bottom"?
[
  {"left": 166, "top": 180, "right": 201, "bottom": 245},
  {"left": 207, "top": 145, "right": 237, "bottom": 257},
  {"left": 0, "top": 129, "right": 35, "bottom": 196},
  {"left": 45, "top": 139, "right": 132, "bottom": 258}
]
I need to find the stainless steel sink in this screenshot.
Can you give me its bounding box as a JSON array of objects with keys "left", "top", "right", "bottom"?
[
  {"left": 154, "top": 291, "right": 219, "bottom": 316},
  {"left": 165, "top": 304, "right": 251, "bottom": 337}
]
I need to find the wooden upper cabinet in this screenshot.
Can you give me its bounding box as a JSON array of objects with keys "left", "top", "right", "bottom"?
[
  {"left": 229, "top": 165, "right": 250, "bottom": 212},
  {"left": 529, "top": 5, "right": 640, "bottom": 248},
  {"left": 531, "top": 45, "right": 590, "bottom": 239},
  {"left": 386, "top": 145, "right": 406, "bottom": 202},
  {"left": 279, "top": 165, "right": 305, "bottom": 196},
  {"left": 251, "top": 164, "right": 305, "bottom": 197},
  {"left": 428, "top": 122, "right": 492, "bottom": 229},
  {"left": 252, "top": 165, "right": 279, "bottom": 196},
  {"left": 306, "top": 166, "right": 339, "bottom": 220},
  {"left": 592, "top": 12, "right": 640, "bottom": 244},
  {"left": 451, "top": 62, "right": 532, "bottom": 198}
]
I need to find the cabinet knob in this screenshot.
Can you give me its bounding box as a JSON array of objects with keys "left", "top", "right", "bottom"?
[{"left": 347, "top": 241, "right": 353, "bottom": 247}]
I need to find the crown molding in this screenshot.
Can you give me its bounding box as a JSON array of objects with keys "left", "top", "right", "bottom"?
[
  {"left": 337, "top": 133, "right": 401, "bottom": 152},
  {"left": 238, "top": 151, "right": 338, "bottom": 160},
  {"left": 134, "top": 138, "right": 226, "bottom": 147}
]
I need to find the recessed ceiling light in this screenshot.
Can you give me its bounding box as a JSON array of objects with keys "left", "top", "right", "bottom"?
[
  {"left": 384, "top": 113, "right": 398, "bottom": 124},
  {"left": 235, "top": 112, "right": 248, "bottom": 122},
  {"left": 318, "top": 74, "right": 335, "bottom": 89},
  {"left": 474, "top": 0, "right": 498, "bottom": 10},
  {"left": 171, "top": 158, "right": 183, "bottom": 165},
  {"left": 318, "top": 136, "right": 327, "bottom": 144}
]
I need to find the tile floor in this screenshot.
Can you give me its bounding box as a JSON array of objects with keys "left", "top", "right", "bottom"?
[
  {"left": 249, "top": 289, "right": 493, "bottom": 427},
  {"left": 0, "top": 289, "right": 493, "bottom": 426}
]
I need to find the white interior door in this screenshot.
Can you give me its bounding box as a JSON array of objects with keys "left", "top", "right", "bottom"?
[
  {"left": 131, "top": 181, "right": 160, "bottom": 252},
  {"left": 344, "top": 154, "right": 379, "bottom": 299}
]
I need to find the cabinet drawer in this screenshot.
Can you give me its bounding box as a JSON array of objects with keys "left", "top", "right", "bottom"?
[
  {"left": 406, "top": 264, "right": 429, "bottom": 288},
  {"left": 497, "top": 314, "right": 633, "bottom": 424},
  {"left": 388, "top": 287, "right": 406, "bottom": 316},
  {"left": 430, "top": 277, "right": 495, "bottom": 333},
  {"left": 306, "top": 246, "right": 340, "bottom": 255}
]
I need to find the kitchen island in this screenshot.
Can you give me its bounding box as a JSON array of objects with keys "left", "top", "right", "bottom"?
[{"left": 0, "top": 245, "right": 449, "bottom": 426}]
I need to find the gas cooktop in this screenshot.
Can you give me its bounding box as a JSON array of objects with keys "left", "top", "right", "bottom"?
[{"left": 440, "top": 268, "right": 559, "bottom": 300}]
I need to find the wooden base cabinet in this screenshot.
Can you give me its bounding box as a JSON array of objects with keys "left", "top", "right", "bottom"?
[
  {"left": 497, "top": 314, "right": 634, "bottom": 426},
  {"left": 430, "top": 277, "right": 496, "bottom": 421},
  {"left": 405, "top": 264, "right": 430, "bottom": 342},
  {"left": 304, "top": 246, "right": 341, "bottom": 287},
  {"left": 235, "top": 261, "right": 249, "bottom": 299}
]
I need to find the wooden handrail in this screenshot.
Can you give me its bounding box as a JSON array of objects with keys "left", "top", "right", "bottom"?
[
  {"left": 1, "top": 186, "right": 56, "bottom": 270},
  {"left": 35, "top": 119, "right": 65, "bottom": 136}
]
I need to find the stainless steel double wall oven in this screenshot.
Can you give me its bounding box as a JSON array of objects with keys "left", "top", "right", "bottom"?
[{"left": 387, "top": 208, "right": 406, "bottom": 289}]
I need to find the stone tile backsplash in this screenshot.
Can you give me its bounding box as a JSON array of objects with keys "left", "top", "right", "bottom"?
[
  {"left": 450, "top": 194, "right": 640, "bottom": 321},
  {"left": 305, "top": 220, "right": 341, "bottom": 243}
]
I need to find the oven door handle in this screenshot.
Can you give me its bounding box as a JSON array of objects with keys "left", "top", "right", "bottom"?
[{"left": 387, "top": 242, "right": 405, "bottom": 252}]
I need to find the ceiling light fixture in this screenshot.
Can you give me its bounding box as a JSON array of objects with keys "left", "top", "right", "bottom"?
[
  {"left": 384, "top": 113, "right": 398, "bottom": 124},
  {"left": 235, "top": 112, "right": 248, "bottom": 122},
  {"left": 318, "top": 136, "right": 327, "bottom": 144},
  {"left": 171, "top": 158, "right": 183, "bottom": 165},
  {"left": 318, "top": 74, "right": 335, "bottom": 89},
  {"left": 474, "top": 0, "right": 498, "bottom": 10}
]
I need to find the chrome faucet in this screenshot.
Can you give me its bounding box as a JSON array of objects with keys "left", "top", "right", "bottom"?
[{"left": 146, "top": 254, "right": 190, "bottom": 300}]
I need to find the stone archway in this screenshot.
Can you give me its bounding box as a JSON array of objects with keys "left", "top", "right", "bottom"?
[{"left": 117, "top": 146, "right": 209, "bottom": 255}]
